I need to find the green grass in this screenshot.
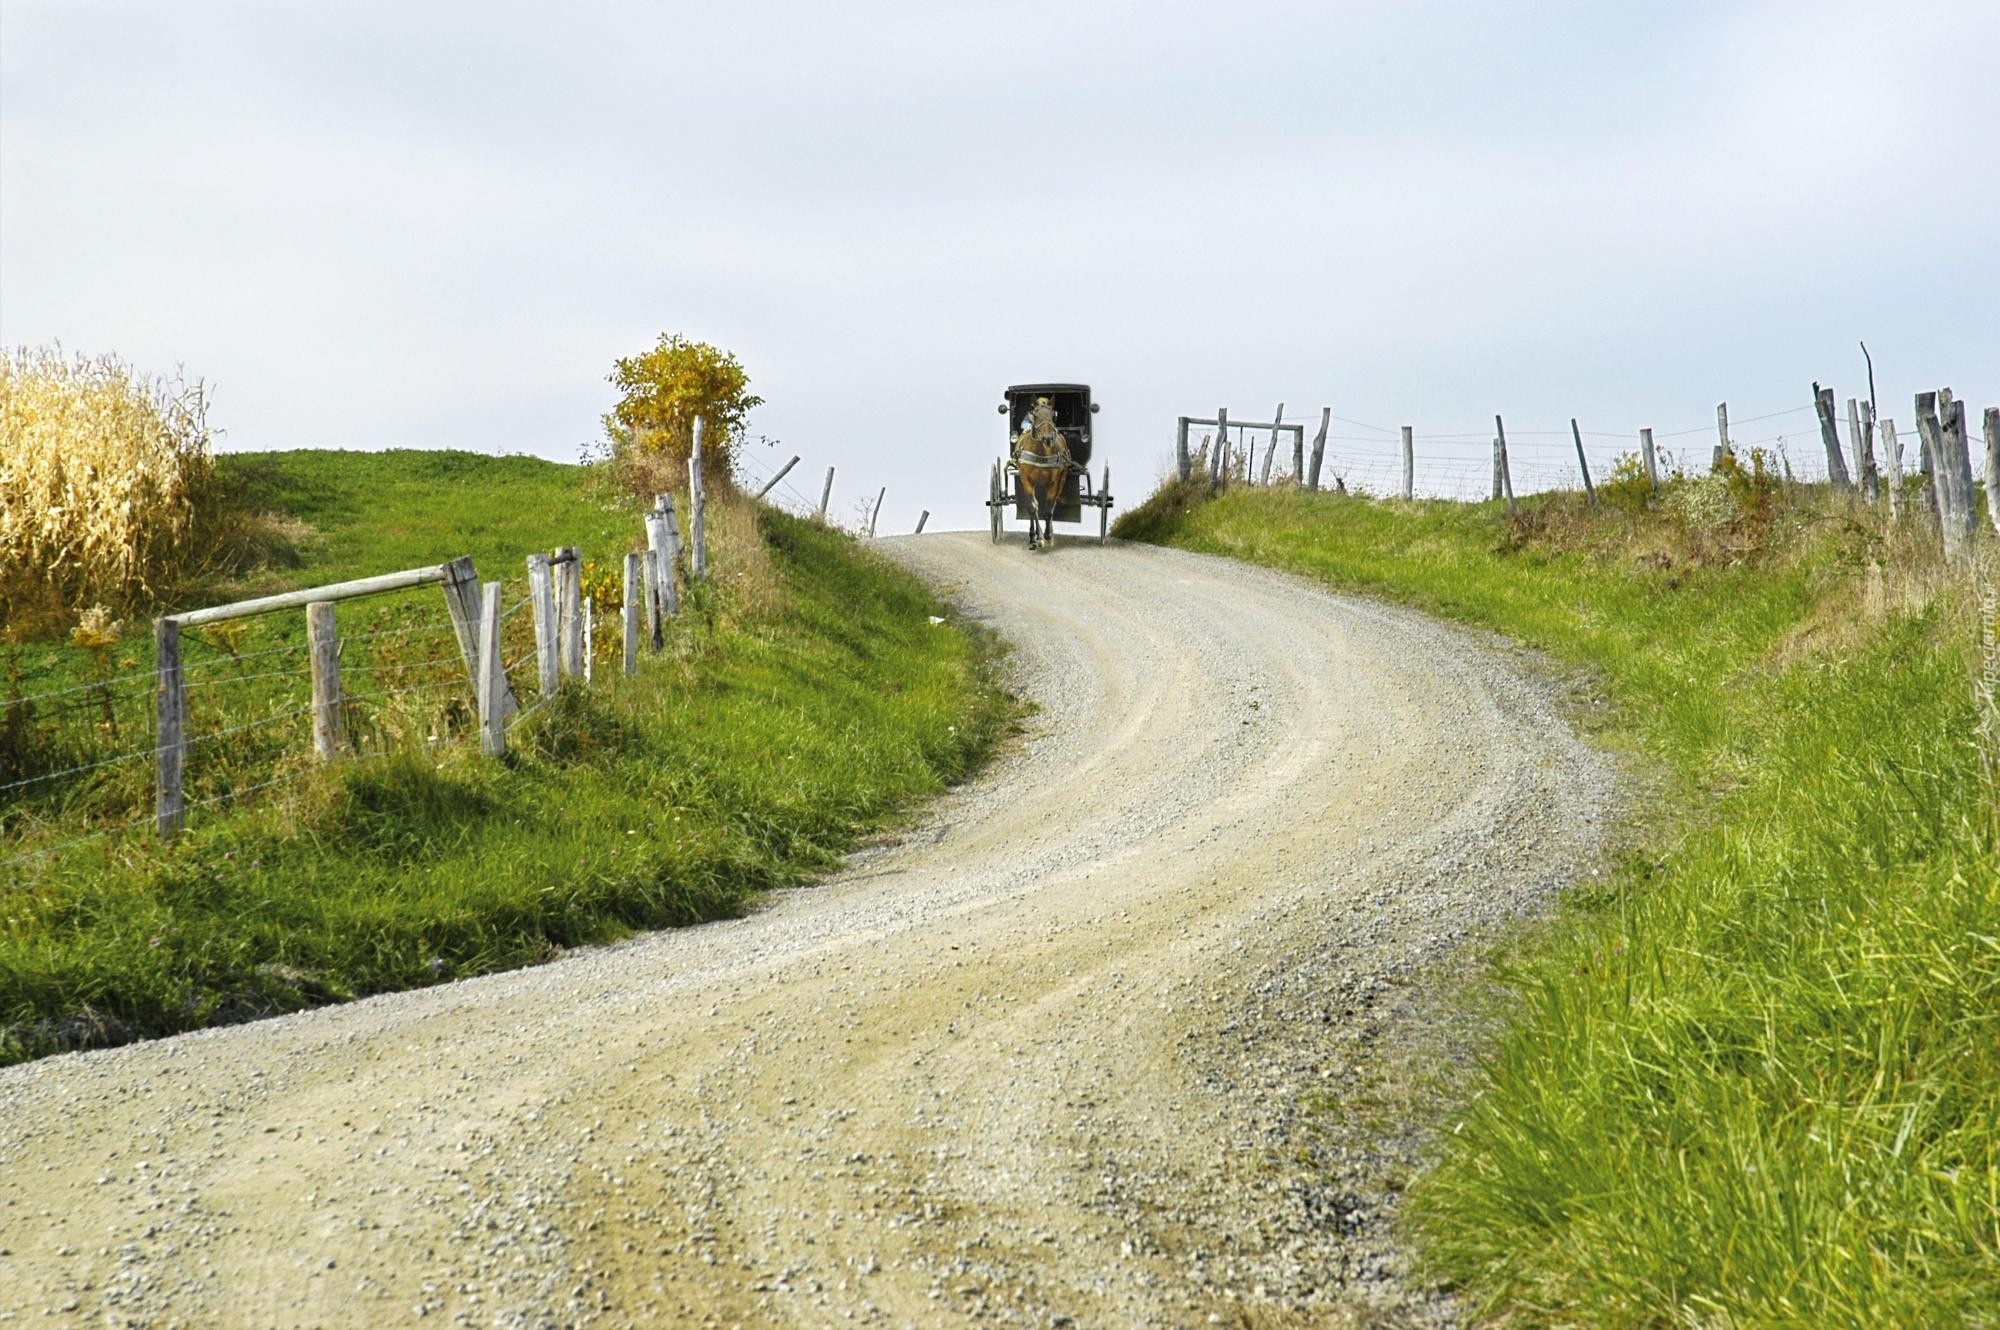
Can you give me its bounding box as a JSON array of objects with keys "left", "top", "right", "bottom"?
[
  {"left": 1116, "top": 479, "right": 2000, "bottom": 1327},
  {"left": 1, "top": 451, "right": 1013, "bottom": 1063}
]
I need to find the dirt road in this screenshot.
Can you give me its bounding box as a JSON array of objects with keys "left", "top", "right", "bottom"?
[{"left": 0, "top": 534, "right": 1610, "bottom": 1328}]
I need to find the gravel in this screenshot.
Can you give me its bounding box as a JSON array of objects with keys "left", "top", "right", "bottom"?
[{"left": 0, "top": 532, "right": 1613, "bottom": 1329}]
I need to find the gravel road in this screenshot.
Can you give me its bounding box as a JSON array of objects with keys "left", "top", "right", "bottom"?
[{"left": 0, "top": 533, "right": 1613, "bottom": 1329}]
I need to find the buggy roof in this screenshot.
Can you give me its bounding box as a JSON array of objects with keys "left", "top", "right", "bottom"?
[{"left": 1005, "top": 383, "right": 1091, "bottom": 398}]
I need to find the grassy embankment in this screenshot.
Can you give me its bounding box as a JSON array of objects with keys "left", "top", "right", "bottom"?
[
  {"left": 1115, "top": 476, "right": 1998, "bottom": 1326},
  {"left": 1, "top": 450, "right": 1011, "bottom": 1063}
]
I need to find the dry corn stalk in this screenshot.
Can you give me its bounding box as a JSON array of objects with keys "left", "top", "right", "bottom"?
[{"left": 1, "top": 345, "right": 217, "bottom": 621}]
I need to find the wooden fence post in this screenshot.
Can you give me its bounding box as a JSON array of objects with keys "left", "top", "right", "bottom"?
[
  {"left": 1881, "top": 418, "right": 1903, "bottom": 522},
  {"left": 1813, "top": 383, "right": 1854, "bottom": 491},
  {"left": 644, "top": 496, "right": 678, "bottom": 624},
  {"left": 688, "top": 416, "right": 707, "bottom": 580},
  {"left": 818, "top": 466, "right": 835, "bottom": 520},
  {"left": 1918, "top": 390, "right": 1976, "bottom": 560},
  {"left": 1175, "top": 417, "right": 1191, "bottom": 482},
  {"left": 1640, "top": 427, "right": 1659, "bottom": 490},
  {"left": 659, "top": 493, "right": 683, "bottom": 617},
  {"left": 1714, "top": 402, "right": 1731, "bottom": 468},
  {"left": 154, "top": 617, "right": 185, "bottom": 838},
  {"left": 1491, "top": 436, "right": 1504, "bottom": 501},
  {"left": 438, "top": 555, "right": 484, "bottom": 694},
  {"left": 621, "top": 552, "right": 641, "bottom": 676},
  {"left": 1400, "top": 425, "right": 1414, "bottom": 501},
  {"left": 1916, "top": 391, "right": 1946, "bottom": 534},
  {"left": 1942, "top": 390, "right": 1977, "bottom": 552},
  {"left": 640, "top": 554, "right": 663, "bottom": 651},
  {"left": 1494, "top": 415, "right": 1517, "bottom": 515},
  {"left": 869, "top": 486, "right": 885, "bottom": 536},
  {"left": 1985, "top": 407, "right": 2000, "bottom": 537},
  {"left": 554, "top": 547, "right": 583, "bottom": 678},
  {"left": 1308, "top": 407, "right": 1329, "bottom": 491},
  {"left": 477, "top": 582, "right": 506, "bottom": 757},
  {"left": 1268, "top": 402, "right": 1284, "bottom": 482},
  {"left": 1211, "top": 407, "right": 1229, "bottom": 493},
  {"left": 915, "top": 510, "right": 929, "bottom": 534},
  {"left": 754, "top": 454, "right": 799, "bottom": 501},
  {"left": 1572, "top": 418, "right": 1598, "bottom": 507},
  {"left": 1849, "top": 398, "right": 1880, "bottom": 503},
  {"left": 527, "top": 552, "right": 558, "bottom": 699},
  {"left": 1259, "top": 435, "right": 1276, "bottom": 486},
  {"left": 307, "top": 600, "right": 342, "bottom": 761}
]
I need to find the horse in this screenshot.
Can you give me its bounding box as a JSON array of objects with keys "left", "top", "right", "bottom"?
[{"left": 1013, "top": 397, "right": 1072, "bottom": 551}]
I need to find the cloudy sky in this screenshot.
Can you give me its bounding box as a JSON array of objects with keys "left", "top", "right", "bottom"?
[{"left": 4, "top": 1, "right": 1996, "bottom": 530}]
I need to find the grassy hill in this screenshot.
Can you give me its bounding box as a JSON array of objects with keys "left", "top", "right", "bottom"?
[
  {"left": 1, "top": 450, "right": 1012, "bottom": 1062},
  {"left": 1115, "top": 478, "right": 1999, "bottom": 1327}
]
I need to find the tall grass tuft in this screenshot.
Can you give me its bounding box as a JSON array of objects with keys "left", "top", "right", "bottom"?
[{"left": 0, "top": 346, "right": 224, "bottom": 631}]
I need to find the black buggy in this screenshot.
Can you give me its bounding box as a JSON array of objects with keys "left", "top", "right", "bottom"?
[{"left": 987, "top": 382, "right": 1113, "bottom": 543}]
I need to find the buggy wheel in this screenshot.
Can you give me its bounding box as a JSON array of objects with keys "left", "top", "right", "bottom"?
[
  {"left": 989, "top": 460, "right": 1003, "bottom": 543},
  {"left": 1099, "top": 465, "right": 1111, "bottom": 543}
]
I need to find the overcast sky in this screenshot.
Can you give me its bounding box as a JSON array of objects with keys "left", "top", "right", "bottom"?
[{"left": 5, "top": 1, "right": 1996, "bottom": 531}]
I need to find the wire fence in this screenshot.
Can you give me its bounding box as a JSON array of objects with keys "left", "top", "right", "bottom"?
[
  {"left": 1187, "top": 396, "right": 1990, "bottom": 504},
  {"left": 3, "top": 483, "right": 719, "bottom": 882},
  {"left": 1, "top": 578, "right": 542, "bottom": 879}
]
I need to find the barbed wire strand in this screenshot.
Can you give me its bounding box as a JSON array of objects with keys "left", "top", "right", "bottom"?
[
  {"left": 2, "top": 673, "right": 157, "bottom": 710},
  {"left": 0, "top": 744, "right": 156, "bottom": 796},
  {"left": 0, "top": 809, "right": 156, "bottom": 873}
]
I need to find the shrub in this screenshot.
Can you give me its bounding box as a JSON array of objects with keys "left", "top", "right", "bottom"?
[
  {"left": 1597, "top": 452, "right": 1655, "bottom": 514},
  {"left": 596, "top": 334, "right": 762, "bottom": 496},
  {"left": 0, "top": 346, "right": 225, "bottom": 631}
]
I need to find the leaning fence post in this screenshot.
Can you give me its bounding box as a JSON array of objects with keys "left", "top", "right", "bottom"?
[
  {"left": 307, "top": 600, "right": 342, "bottom": 762},
  {"left": 688, "top": 416, "right": 708, "bottom": 579},
  {"left": 1572, "top": 418, "right": 1598, "bottom": 507},
  {"left": 621, "top": 551, "right": 641, "bottom": 676},
  {"left": 1176, "top": 417, "right": 1191, "bottom": 482},
  {"left": 1400, "top": 425, "right": 1414, "bottom": 501},
  {"left": 438, "top": 555, "right": 484, "bottom": 693},
  {"left": 1640, "top": 427, "right": 1659, "bottom": 490},
  {"left": 754, "top": 454, "right": 799, "bottom": 501},
  {"left": 915, "top": 510, "right": 929, "bottom": 534},
  {"left": 869, "top": 486, "right": 885, "bottom": 536},
  {"left": 154, "top": 617, "right": 185, "bottom": 839},
  {"left": 527, "top": 552, "right": 558, "bottom": 699},
  {"left": 1813, "top": 383, "right": 1854, "bottom": 491},
  {"left": 1307, "top": 408, "right": 1329, "bottom": 491},
  {"left": 818, "top": 466, "right": 835, "bottom": 520},
  {"left": 1714, "top": 402, "right": 1731, "bottom": 468},
  {"left": 477, "top": 582, "right": 506, "bottom": 757},
  {"left": 1495, "top": 415, "right": 1517, "bottom": 515}
]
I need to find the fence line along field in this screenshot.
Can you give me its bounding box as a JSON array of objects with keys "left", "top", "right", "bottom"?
[{"left": 1, "top": 434, "right": 1012, "bottom": 1063}]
